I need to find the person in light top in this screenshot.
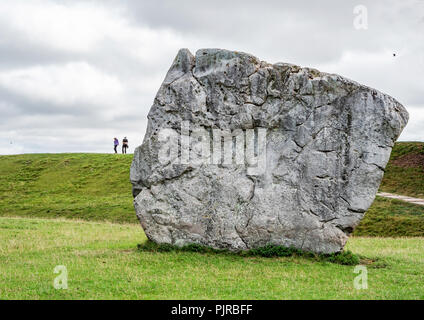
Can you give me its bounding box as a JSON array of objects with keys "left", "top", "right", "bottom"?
[{"left": 113, "top": 137, "right": 119, "bottom": 154}]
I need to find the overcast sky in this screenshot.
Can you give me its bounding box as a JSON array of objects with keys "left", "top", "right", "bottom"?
[{"left": 0, "top": 0, "right": 423, "bottom": 155}]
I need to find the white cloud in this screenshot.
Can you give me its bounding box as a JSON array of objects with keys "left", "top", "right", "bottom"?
[
  {"left": 0, "top": 1, "right": 119, "bottom": 53},
  {"left": 0, "top": 62, "right": 123, "bottom": 109},
  {"left": 398, "top": 106, "right": 424, "bottom": 141}
]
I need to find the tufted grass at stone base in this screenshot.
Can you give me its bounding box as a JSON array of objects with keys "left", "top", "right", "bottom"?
[
  {"left": 1, "top": 216, "right": 423, "bottom": 300},
  {"left": 137, "top": 241, "right": 361, "bottom": 266}
]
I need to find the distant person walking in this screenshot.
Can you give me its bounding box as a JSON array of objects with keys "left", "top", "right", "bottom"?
[
  {"left": 122, "top": 137, "right": 129, "bottom": 154},
  {"left": 113, "top": 138, "right": 119, "bottom": 154}
]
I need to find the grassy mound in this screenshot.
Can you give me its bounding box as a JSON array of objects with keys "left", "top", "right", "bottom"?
[
  {"left": 0, "top": 142, "right": 424, "bottom": 236},
  {"left": 380, "top": 142, "right": 424, "bottom": 198},
  {"left": 0, "top": 153, "right": 136, "bottom": 224},
  {"left": 354, "top": 196, "right": 424, "bottom": 237}
]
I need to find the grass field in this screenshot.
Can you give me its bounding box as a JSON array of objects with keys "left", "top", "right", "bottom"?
[
  {"left": 0, "top": 142, "right": 424, "bottom": 299},
  {"left": 1, "top": 217, "right": 423, "bottom": 299}
]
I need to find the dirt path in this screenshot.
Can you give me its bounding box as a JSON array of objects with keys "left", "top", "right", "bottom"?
[{"left": 377, "top": 192, "right": 424, "bottom": 206}]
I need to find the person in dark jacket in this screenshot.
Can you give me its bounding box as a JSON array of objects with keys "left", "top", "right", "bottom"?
[{"left": 122, "top": 137, "right": 129, "bottom": 154}]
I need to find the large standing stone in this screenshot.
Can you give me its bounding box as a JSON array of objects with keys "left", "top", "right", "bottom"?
[{"left": 130, "top": 48, "right": 408, "bottom": 253}]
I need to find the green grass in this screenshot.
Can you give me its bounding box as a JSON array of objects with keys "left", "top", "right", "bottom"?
[
  {"left": 380, "top": 142, "right": 424, "bottom": 198},
  {"left": 1, "top": 145, "right": 424, "bottom": 299},
  {"left": 0, "top": 153, "right": 136, "bottom": 224},
  {"left": 1, "top": 144, "right": 424, "bottom": 237},
  {"left": 138, "top": 241, "right": 361, "bottom": 265},
  {"left": 0, "top": 216, "right": 423, "bottom": 300},
  {"left": 387, "top": 141, "right": 424, "bottom": 159},
  {"left": 354, "top": 196, "right": 424, "bottom": 237}
]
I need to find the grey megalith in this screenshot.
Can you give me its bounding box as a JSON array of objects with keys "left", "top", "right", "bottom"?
[{"left": 131, "top": 48, "right": 408, "bottom": 253}]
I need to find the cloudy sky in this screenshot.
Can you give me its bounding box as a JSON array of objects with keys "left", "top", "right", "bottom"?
[{"left": 0, "top": 0, "right": 423, "bottom": 154}]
